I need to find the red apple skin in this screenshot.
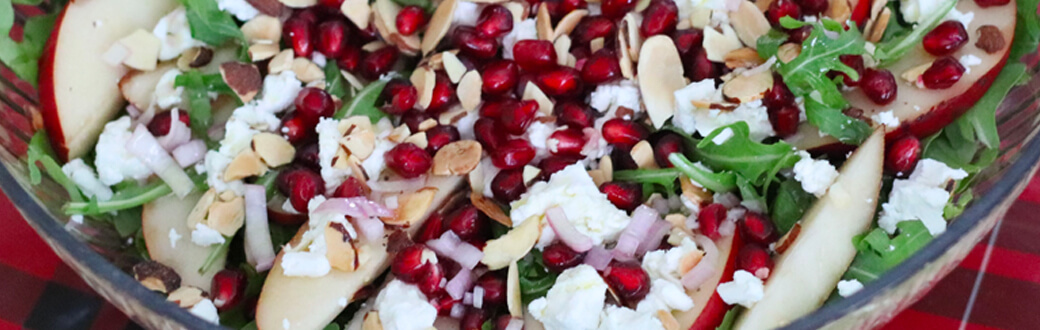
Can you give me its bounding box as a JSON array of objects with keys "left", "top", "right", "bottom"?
[
  {"left": 849, "top": 0, "right": 873, "bottom": 28},
  {"left": 38, "top": 3, "right": 69, "bottom": 162}
]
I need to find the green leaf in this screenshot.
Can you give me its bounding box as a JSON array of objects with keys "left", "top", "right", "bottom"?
[
  {"left": 64, "top": 171, "right": 207, "bottom": 215},
  {"left": 769, "top": 178, "right": 814, "bottom": 234},
  {"left": 873, "top": 0, "right": 956, "bottom": 65},
  {"left": 1010, "top": 0, "right": 1040, "bottom": 61},
  {"left": 179, "top": 0, "right": 247, "bottom": 47},
  {"left": 691, "top": 122, "right": 800, "bottom": 186},
  {"left": 845, "top": 220, "right": 933, "bottom": 283},
  {"left": 254, "top": 169, "right": 280, "bottom": 200},
  {"left": 334, "top": 79, "right": 389, "bottom": 122},
  {"left": 324, "top": 62, "right": 348, "bottom": 99},
  {"left": 612, "top": 167, "right": 682, "bottom": 197},
  {"left": 716, "top": 307, "right": 741, "bottom": 330},
  {"left": 804, "top": 96, "right": 872, "bottom": 145},
  {"left": 517, "top": 249, "right": 557, "bottom": 304},
  {"left": 668, "top": 153, "right": 737, "bottom": 193},
  {"left": 108, "top": 207, "right": 143, "bottom": 237},
  {"left": 321, "top": 323, "right": 341, "bottom": 330},
  {"left": 756, "top": 29, "right": 788, "bottom": 60},
  {"left": 481, "top": 320, "right": 495, "bottom": 330},
  {"left": 199, "top": 237, "right": 233, "bottom": 274},
  {"left": 175, "top": 71, "right": 235, "bottom": 137},
  {"left": 26, "top": 131, "right": 84, "bottom": 202},
  {"left": 736, "top": 175, "right": 767, "bottom": 212},
  {"left": 390, "top": 0, "right": 433, "bottom": 12},
  {"left": 0, "top": 3, "right": 57, "bottom": 85}
]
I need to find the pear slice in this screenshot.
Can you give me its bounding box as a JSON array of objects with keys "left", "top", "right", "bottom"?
[
  {"left": 142, "top": 192, "right": 226, "bottom": 289},
  {"left": 735, "top": 129, "right": 885, "bottom": 329}
]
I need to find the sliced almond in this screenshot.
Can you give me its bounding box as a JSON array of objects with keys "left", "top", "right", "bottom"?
[
  {"left": 522, "top": 165, "right": 541, "bottom": 184},
  {"left": 777, "top": 43, "right": 801, "bottom": 63},
  {"left": 268, "top": 49, "right": 294, "bottom": 74},
  {"left": 187, "top": 189, "right": 217, "bottom": 229},
  {"left": 278, "top": 0, "right": 317, "bottom": 7},
  {"left": 442, "top": 52, "right": 468, "bottom": 83},
  {"left": 689, "top": 7, "right": 712, "bottom": 29},
  {"left": 438, "top": 107, "right": 469, "bottom": 125},
  {"left": 472, "top": 191, "right": 512, "bottom": 226},
  {"left": 404, "top": 132, "right": 429, "bottom": 149},
  {"left": 680, "top": 176, "right": 712, "bottom": 207},
  {"left": 678, "top": 249, "right": 705, "bottom": 274},
  {"left": 599, "top": 156, "right": 614, "bottom": 182},
  {"left": 167, "top": 286, "right": 205, "bottom": 308},
  {"left": 341, "top": 130, "right": 377, "bottom": 160},
  {"left": 225, "top": 149, "right": 269, "bottom": 181},
  {"left": 207, "top": 195, "right": 245, "bottom": 236},
  {"left": 901, "top": 62, "right": 932, "bottom": 84},
  {"left": 421, "top": 0, "right": 457, "bottom": 54},
  {"left": 630, "top": 140, "right": 658, "bottom": 169},
  {"left": 291, "top": 58, "right": 324, "bottom": 83},
  {"left": 118, "top": 29, "right": 161, "bottom": 71},
  {"left": 341, "top": 70, "right": 365, "bottom": 90},
  {"left": 590, "top": 37, "right": 606, "bottom": 53},
  {"left": 502, "top": 2, "right": 529, "bottom": 24},
  {"left": 418, "top": 118, "right": 438, "bottom": 131},
  {"left": 657, "top": 310, "right": 680, "bottom": 330},
  {"left": 388, "top": 125, "right": 412, "bottom": 143},
  {"left": 536, "top": 3, "right": 553, "bottom": 40},
  {"left": 241, "top": 15, "right": 282, "bottom": 44},
  {"left": 507, "top": 260, "right": 522, "bottom": 317},
  {"left": 372, "top": 0, "right": 420, "bottom": 55},
  {"left": 384, "top": 187, "right": 439, "bottom": 226},
  {"left": 704, "top": 25, "right": 744, "bottom": 62},
  {"left": 411, "top": 67, "right": 437, "bottom": 109},
  {"left": 553, "top": 9, "right": 588, "bottom": 40},
  {"left": 722, "top": 70, "right": 773, "bottom": 103},
  {"left": 307, "top": 79, "right": 328, "bottom": 90},
  {"left": 177, "top": 47, "right": 214, "bottom": 70},
  {"left": 588, "top": 169, "right": 608, "bottom": 187},
  {"left": 246, "top": 0, "right": 288, "bottom": 17},
  {"left": 248, "top": 43, "right": 280, "bottom": 62},
  {"left": 664, "top": 213, "right": 687, "bottom": 229},
  {"left": 634, "top": 0, "right": 652, "bottom": 12},
  {"left": 522, "top": 82, "right": 554, "bottom": 115},
  {"left": 432, "top": 140, "right": 483, "bottom": 176},
  {"left": 362, "top": 40, "right": 389, "bottom": 52},
  {"left": 730, "top": 1, "right": 771, "bottom": 48},
  {"left": 617, "top": 30, "right": 634, "bottom": 79},
  {"left": 362, "top": 311, "right": 383, "bottom": 330},
  {"left": 339, "top": 115, "right": 375, "bottom": 134},
  {"left": 341, "top": 0, "right": 372, "bottom": 30},
  {"left": 482, "top": 216, "right": 540, "bottom": 270},
  {"left": 724, "top": 47, "right": 766, "bottom": 69},
  {"left": 621, "top": 13, "right": 643, "bottom": 61},
  {"left": 468, "top": 164, "right": 485, "bottom": 192},
  {"left": 458, "top": 70, "right": 483, "bottom": 111},
  {"left": 866, "top": 7, "right": 891, "bottom": 43},
  {"left": 325, "top": 225, "right": 358, "bottom": 271},
  {"left": 826, "top": 0, "right": 852, "bottom": 22},
  {"left": 754, "top": 0, "right": 774, "bottom": 12},
  {"left": 252, "top": 133, "right": 296, "bottom": 167},
  {"left": 554, "top": 35, "right": 572, "bottom": 66},
  {"left": 638, "top": 36, "right": 687, "bottom": 129}
]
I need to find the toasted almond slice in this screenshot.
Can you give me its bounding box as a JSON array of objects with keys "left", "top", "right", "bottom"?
[
  {"left": 342, "top": 70, "right": 365, "bottom": 90},
  {"left": 724, "top": 47, "right": 766, "bottom": 69},
  {"left": 657, "top": 310, "right": 680, "bottom": 330},
  {"left": 553, "top": 9, "right": 588, "bottom": 40},
  {"left": 421, "top": 0, "right": 458, "bottom": 54},
  {"left": 502, "top": 1, "right": 529, "bottom": 24},
  {"left": 522, "top": 82, "right": 554, "bottom": 115},
  {"left": 901, "top": 62, "right": 932, "bottom": 85},
  {"left": 554, "top": 35, "right": 572, "bottom": 66},
  {"left": 248, "top": 43, "right": 280, "bottom": 62},
  {"left": 690, "top": 7, "right": 712, "bottom": 29},
  {"left": 252, "top": 133, "right": 296, "bottom": 167},
  {"left": 325, "top": 225, "right": 358, "bottom": 271},
  {"left": 442, "top": 52, "right": 468, "bottom": 83},
  {"left": 468, "top": 163, "right": 485, "bottom": 192},
  {"left": 664, "top": 213, "right": 687, "bottom": 228},
  {"left": 342, "top": 0, "right": 372, "bottom": 30},
  {"left": 177, "top": 47, "right": 214, "bottom": 71},
  {"left": 439, "top": 107, "right": 469, "bottom": 125},
  {"left": 167, "top": 286, "right": 205, "bottom": 308},
  {"left": 291, "top": 58, "right": 324, "bottom": 83},
  {"left": 118, "top": 29, "right": 161, "bottom": 71},
  {"left": 388, "top": 125, "right": 412, "bottom": 143},
  {"left": 404, "top": 132, "right": 429, "bottom": 149},
  {"left": 638, "top": 36, "right": 686, "bottom": 129},
  {"left": 678, "top": 248, "right": 705, "bottom": 274},
  {"left": 241, "top": 15, "right": 282, "bottom": 44},
  {"left": 536, "top": 3, "right": 553, "bottom": 40},
  {"left": 589, "top": 37, "right": 606, "bottom": 53},
  {"left": 630, "top": 140, "right": 658, "bottom": 169},
  {"left": 621, "top": 13, "right": 642, "bottom": 61},
  {"left": 268, "top": 49, "right": 294, "bottom": 74},
  {"left": 384, "top": 187, "right": 439, "bottom": 226},
  {"left": 225, "top": 149, "right": 269, "bottom": 181},
  {"left": 472, "top": 191, "right": 512, "bottom": 226},
  {"left": 482, "top": 216, "right": 540, "bottom": 270},
  {"left": 777, "top": 43, "right": 801, "bottom": 63},
  {"left": 617, "top": 30, "right": 634, "bottom": 79},
  {"left": 680, "top": 175, "right": 712, "bottom": 207},
  {"left": 722, "top": 70, "right": 773, "bottom": 103},
  {"left": 278, "top": 0, "right": 317, "bottom": 7},
  {"left": 432, "top": 140, "right": 483, "bottom": 176},
  {"left": 826, "top": 0, "right": 852, "bottom": 22},
  {"left": 588, "top": 169, "right": 607, "bottom": 187},
  {"left": 362, "top": 40, "right": 389, "bottom": 52},
  {"left": 704, "top": 25, "right": 743, "bottom": 62},
  {"left": 362, "top": 311, "right": 383, "bottom": 330},
  {"left": 411, "top": 67, "right": 436, "bottom": 109},
  {"left": 731, "top": 1, "right": 771, "bottom": 48},
  {"left": 507, "top": 261, "right": 522, "bottom": 317},
  {"left": 342, "top": 129, "right": 377, "bottom": 160},
  {"left": 207, "top": 195, "right": 245, "bottom": 236},
  {"left": 339, "top": 115, "right": 374, "bottom": 134},
  {"left": 187, "top": 189, "right": 218, "bottom": 228},
  {"left": 418, "top": 118, "right": 438, "bottom": 131},
  {"left": 522, "top": 165, "right": 541, "bottom": 184},
  {"left": 458, "top": 70, "right": 483, "bottom": 111},
  {"left": 600, "top": 156, "right": 613, "bottom": 182},
  {"left": 755, "top": 0, "right": 774, "bottom": 12},
  {"left": 867, "top": 7, "right": 891, "bottom": 43}
]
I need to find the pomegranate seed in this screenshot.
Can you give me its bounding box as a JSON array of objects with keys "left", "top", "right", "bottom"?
[
  {"left": 355, "top": 23, "right": 380, "bottom": 43},
  {"left": 492, "top": 139, "right": 536, "bottom": 169},
  {"left": 283, "top": 18, "right": 315, "bottom": 57},
  {"left": 448, "top": 204, "right": 490, "bottom": 241},
  {"left": 293, "top": 143, "right": 320, "bottom": 169},
  {"left": 611, "top": 148, "right": 639, "bottom": 171},
  {"left": 763, "top": 75, "right": 795, "bottom": 110},
  {"left": 601, "top": 119, "right": 648, "bottom": 149},
  {"left": 973, "top": 0, "right": 1010, "bottom": 7},
  {"left": 574, "top": 16, "right": 618, "bottom": 44},
  {"left": 401, "top": 109, "right": 430, "bottom": 132},
  {"left": 319, "top": 0, "right": 344, "bottom": 7},
  {"left": 513, "top": 40, "right": 558, "bottom": 73},
  {"left": 475, "top": 272, "right": 508, "bottom": 305},
  {"left": 491, "top": 169, "right": 527, "bottom": 203},
  {"left": 697, "top": 203, "right": 726, "bottom": 239},
  {"left": 921, "top": 56, "right": 966, "bottom": 89},
  {"left": 391, "top": 244, "right": 437, "bottom": 283},
  {"left": 536, "top": 67, "right": 584, "bottom": 97},
  {"left": 418, "top": 262, "right": 445, "bottom": 295},
  {"left": 294, "top": 87, "right": 336, "bottom": 122},
  {"left": 686, "top": 48, "right": 718, "bottom": 81},
  {"left": 333, "top": 176, "right": 367, "bottom": 198},
  {"left": 601, "top": 0, "right": 637, "bottom": 19},
  {"left": 417, "top": 213, "right": 447, "bottom": 243},
  {"left": 560, "top": 0, "right": 588, "bottom": 12},
  {"left": 429, "top": 292, "right": 461, "bottom": 315},
  {"left": 316, "top": 20, "right": 349, "bottom": 58},
  {"left": 425, "top": 125, "right": 461, "bottom": 154},
  {"left": 652, "top": 133, "right": 684, "bottom": 167},
  {"left": 671, "top": 29, "right": 704, "bottom": 57},
  {"left": 787, "top": 25, "right": 813, "bottom": 44},
  {"left": 829, "top": 55, "right": 864, "bottom": 86},
  {"left": 740, "top": 212, "right": 777, "bottom": 244},
  {"left": 210, "top": 269, "right": 246, "bottom": 311},
  {"left": 427, "top": 72, "right": 458, "bottom": 114},
  {"left": 146, "top": 110, "right": 191, "bottom": 136},
  {"left": 386, "top": 143, "right": 432, "bottom": 178},
  {"left": 640, "top": 0, "right": 679, "bottom": 37},
  {"left": 482, "top": 60, "right": 520, "bottom": 95},
  {"left": 581, "top": 49, "right": 622, "bottom": 84},
  {"left": 293, "top": 8, "right": 321, "bottom": 24},
  {"left": 498, "top": 100, "right": 540, "bottom": 135},
  {"left": 475, "top": 117, "right": 507, "bottom": 150},
  {"left": 476, "top": 5, "right": 514, "bottom": 38},
  {"left": 603, "top": 260, "right": 651, "bottom": 303},
  {"left": 600, "top": 181, "right": 643, "bottom": 212},
  {"left": 396, "top": 6, "right": 428, "bottom": 36},
  {"left": 542, "top": 242, "right": 585, "bottom": 272},
  {"left": 277, "top": 167, "right": 325, "bottom": 212},
  {"left": 768, "top": 104, "right": 801, "bottom": 137},
  {"left": 454, "top": 26, "right": 500, "bottom": 59},
  {"left": 795, "top": 0, "right": 827, "bottom": 15},
  {"left": 360, "top": 47, "right": 400, "bottom": 79},
  {"left": 382, "top": 79, "right": 418, "bottom": 115},
  {"left": 337, "top": 45, "right": 363, "bottom": 72},
  {"left": 886, "top": 135, "right": 921, "bottom": 176},
  {"left": 555, "top": 102, "right": 596, "bottom": 128},
  {"left": 281, "top": 112, "right": 316, "bottom": 145},
  {"left": 538, "top": 156, "right": 582, "bottom": 179},
  {"left": 923, "top": 21, "right": 969, "bottom": 56},
  {"left": 481, "top": 98, "right": 515, "bottom": 118},
  {"left": 767, "top": 0, "right": 802, "bottom": 27},
  {"left": 737, "top": 244, "right": 774, "bottom": 279},
  {"left": 548, "top": 128, "right": 587, "bottom": 157},
  {"left": 461, "top": 309, "right": 490, "bottom": 330},
  {"left": 860, "top": 69, "right": 898, "bottom": 105}
]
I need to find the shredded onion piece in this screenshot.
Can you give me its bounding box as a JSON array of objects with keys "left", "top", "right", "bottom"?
[
  {"left": 315, "top": 197, "right": 395, "bottom": 219},
  {"left": 367, "top": 176, "right": 427, "bottom": 192},
  {"left": 463, "top": 292, "right": 474, "bottom": 305},
  {"left": 505, "top": 318, "right": 524, "bottom": 330},
  {"left": 427, "top": 231, "right": 463, "bottom": 256},
  {"left": 584, "top": 246, "right": 613, "bottom": 271},
  {"left": 126, "top": 104, "right": 142, "bottom": 118},
  {"left": 473, "top": 286, "right": 485, "bottom": 308},
  {"left": 682, "top": 235, "right": 720, "bottom": 290},
  {"left": 635, "top": 221, "right": 672, "bottom": 256},
  {"left": 450, "top": 303, "right": 465, "bottom": 318},
  {"left": 614, "top": 205, "right": 659, "bottom": 258},
  {"left": 171, "top": 140, "right": 207, "bottom": 168},
  {"left": 125, "top": 125, "right": 194, "bottom": 197},
  {"left": 581, "top": 127, "right": 605, "bottom": 156},
  {"left": 446, "top": 270, "right": 474, "bottom": 300},
  {"left": 353, "top": 216, "right": 385, "bottom": 242},
  {"left": 545, "top": 207, "right": 593, "bottom": 252},
  {"left": 243, "top": 184, "right": 276, "bottom": 271},
  {"left": 452, "top": 242, "right": 484, "bottom": 270},
  {"left": 157, "top": 110, "right": 191, "bottom": 151}
]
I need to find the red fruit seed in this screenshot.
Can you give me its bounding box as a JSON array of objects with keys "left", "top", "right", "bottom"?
[
  {"left": 601, "top": 119, "right": 648, "bottom": 149},
  {"left": 860, "top": 69, "right": 898, "bottom": 105},
  {"left": 316, "top": 20, "right": 350, "bottom": 58},
  {"left": 391, "top": 244, "right": 437, "bottom": 283},
  {"left": 491, "top": 139, "right": 536, "bottom": 169},
  {"left": 476, "top": 5, "right": 514, "bottom": 38},
  {"left": 737, "top": 244, "right": 774, "bottom": 280},
  {"left": 491, "top": 169, "right": 528, "bottom": 203},
  {"left": 396, "top": 6, "right": 428, "bottom": 36},
  {"left": 697, "top": 203, "right": 727, "bottom": 239},
  {"left": 921, "top": 56, "right": 966, "bottom": 89},
  {"left": 211, "top": 269, "right": 247, "bottom": 311},
  {"left": 386, "top": 143, "right": 433, "bottom": 178},
  {"left": 482, "top": 60, "right": 521, "bottom": 95},
  {"left": 886, "top": 135, "right": 922, "bottom": 176},
  {"left": 739, "top": 212, "right": 777, "bottom": 245},
  {"left": 923, "top": 21, "right": 969, "bottom": 56},
  {"left": 513, "top": 39, "right": 558, "bottom": 73},
  {"left": 542, "top": 242, "right": 586, "bottom": 272},
  {"left": 603, "top": 260, "right": 651, "bottom": 303},
  {"left": 600, "top": 181, "right": 643, "bottom": 212},
  {"left": 640, "top": 0, "right": 679, "bottom": 37}
]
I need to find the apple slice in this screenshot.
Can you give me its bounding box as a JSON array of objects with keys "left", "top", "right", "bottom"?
[
  {"left": 255, "top": 175, "right": 465, "bottom": 330},
  {"left": 119, "top": 62, "right": 176, "bottom": 111},
  {"left": 142, "top": 192, "right": 226, "bottom": 289},
  {"left": 734, "top": 129, "right": 884, "bottom": 329},
  {"left": 678, "top": 232, "right": 744, "bottom": 329},
  {"left": 39, "top": 0, "right": 179, "bottom": 161},
  {"left": 785, "top": 0, "right": 1017, "bottom": 151}
]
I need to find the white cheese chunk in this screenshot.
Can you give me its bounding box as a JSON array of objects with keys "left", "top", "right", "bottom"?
[
  {"left": 502, "top": 19, "right": 537, "bottom": 59},
  {"left": 188, "top": 298, "right": 221, "bottom": 324},
  {"left": 528, "top": 265, "right": 608, "bottom": 330},
  {"left": 792, "top": 151, "right": 840, "bottom": 197},
  {"left": 191, "top": 223, "right": 227, "bottom": 246},
  {"left": 375, "top": 280, "right": 438, "bottom": 330},
  {"left": 837, "top": 279, "right": 864, "bottom": 297},
  {"left": 62, "top": 158, "right": 114, "bottom": 201},
  {"left": 217, "top": 0, "right": 259, "bottom": 21},
  {"left": 95, "top": 116, "right": 153, "bottom": 186},
  {"left": 153, "top": 7, "right": 205, "bottom": 61},
  {"left": 716, "top": 270, "right": 764, "bottom": 308},
  {"left": 878, "top": 159, "right": 968, "bottom": 235}
]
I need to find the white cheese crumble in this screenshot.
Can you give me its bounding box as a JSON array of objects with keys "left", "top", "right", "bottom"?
[
  {"left": 154, "top": 69, "right": 184, "bottom": 109},
  {"left": 792, "top": 151, "right": 839, "bottom": 197},
  {"left": 899, "top": 0, "right": 947, "bottom": 23},
  {"left": 635, "top": 278, "right": 695, "bottom": 314},
  {"left": 70, "top": 215, "right": 84, "bottom": 224},
  {"left": 62, "top": 158, "right": 113, "bottom": 201},
  {"left": 204, "top": 119, "right": 259, "bottom": 195},
  {"left": 946, "top": 8, "right": 975, "bottom": 26},
  {"left": 375, "top": 280, "right": 438, "bottom": 330},
  {"left": 280, "top": 196, "right": 360, "bottom": 277},
  {"left": 837, "top": 279, "right": 864, "bottom": 297},
  {"left": 452, "top": 1, "right": 481, "bottom": 26},
  {"left": 871, "top": 110, "right": 900, "bottom": 128},
  {"left": 589, "top": 80, "right": 642, "bottom": 115},
  {"left": 153, "top": 7, "right": 204, "bottom": 61},
  {"left": 316, "top": 118, "right": 353, "bottom": 191},
  {"left": 510, "top": 164, "right": 631, "bottom": 247},
  {"left": 673, "top": 80, "right": 775, "bottom": 141},
  {"left": 878, "top": 159, "right": 968, "bottom": 235},
  {"left": 960, "top": 54, "right": 982, "bottom": 75},
  {"left": 716, "top": 270, "right": 764, "bottom": 308},
  {"left": 642, "top": 237, "right": 702, "bottom": 285},
  {"left": 217, "top": 0, "right": 259, "bottom": 21},
  {"left": 600, "top": 305, "right": 664, "bottom": 330},
  {"left": 255, "top": 71, "right": 305, "bottom": 115},
  {"left": 188, "top": 298, "right": 221, "bottom": 324},
  {"left": 712, "top": 127, "right": 734, "bottom": 145},
  {"left": 525, "top": 121, "right": 557, "bottom": 163},
  {"left": 528, "top": 265, "right": 608, "bottom": 330},
  {"left": 502, "top": 19, "right": 538, "bottom": 59},
  {"left": 95, "top": 116, "right": 153, "bottom": 186},
  {"left": 168, "top": 228, "right": 182, "bottom": 249},
  {"left": 191, "top": 223, "right": 226, "bottom": 246}
]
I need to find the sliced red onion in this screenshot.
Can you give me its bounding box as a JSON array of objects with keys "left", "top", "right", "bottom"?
[
  {"left": 138, "top": 105, "right": 156, "bottom": 128},
  {"left": 450, "top": 303, "right": 465, "bottom": 319},
  {"left": 545, "top": 207, "right": 592, "bottom": 252},
  {"left": 635, "top": 221, "right": 672, "bottom": 256},
  {"left": 505, "top": 318, "right": 524, "bottom": 330},
  {"left": 367, "top": 176, "right": 426, "bottom": 192},
  {"left": 718, "top": 218, "right": 737, "bottom": 237},
  {"left": 452, "top": 242, "right": 484, "bottom": 270},
  {"left": 171, "top": 140, "right": 207, "bottom": 168},
  {"left": 463, "top": 292, "right": 474, "bottom": 305},
  {"left": 473, "top": 286, "right": 485, "bottom": 309},
  {"left": 426, "top": 231, "right": 463, "bottom": 256},
  {"left": 126, "top": 104, "right": 142, "bottom": 118},
  {"left": 353, "top": 216, "right": 385, "bottom": 242},
  {"left": 243, "top": 184, "right": 275, "bottom": 271},
  {"left": 125, "top": 125, "right": 194, "bottom": 197},
  {"left": 315, "top": 197, "right": 394, "bottom": 219},
  {"left": 158, "top": 110, "right": 191, "bottom": 151},
  {"left": 614, "top": 205, "right": 659, "bottom": 258},
  {"left": 693, "top": 234, "right": 720, "bottom": 266},
  {"left": 583, "top": 246, "right": 613, "bottom": 271},
  {"left": 681, "top": 234, "right": 720, "bottom": 290},
  {"left": 445, "top": 270, "right": 474, "bottom": 300}
]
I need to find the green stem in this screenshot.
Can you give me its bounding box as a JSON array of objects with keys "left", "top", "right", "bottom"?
[
  {"left": 199, "top": 237, "right": 232, "bottom": 274},
  {"left": 63, "top": 183, "right": 172, "bottom": 215},
  {"left": 669, "top": 153, "right": 738, "bottom": 193}
]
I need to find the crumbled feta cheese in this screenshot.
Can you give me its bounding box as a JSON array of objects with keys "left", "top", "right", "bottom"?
[
  {"left": 510, "top": 164, "right": 631, "bottom": 246},
  {"left": 191, "top": 223, "right": 226, "bottom": 246},
  {"left": 502, "top": 19, "right": 538, "bottom": 59},
  {"left": 673, "top": 80, "right": 774, "bottom": 141},
  {"left": 229, "top": 104, "right": 280, "bottom": 131},
  {"left": 217, "top": 0, "right": 259, "bottom": 21},
  {"left": 600, "top": 305, "right": 665, "bottom": 330},
  {"left": 673, "top": 79, "right": 719, "bottom": 133},
  {"left": 525, "top": 121, "right": 557, "bottom": 163},
  {"left": 960, "top": 54, "right": 982, "bottom": 75},
  {"left": 153, "top": 7, "right": 204, "bottom": 61},
  {"left": 169, "top": 228, "right": 182, "bottom": 248},
  {"left": 316, "top": 118, "right": 352, "bottom": 191},
  {"left": 713, "top": 192, "right": 741, "bottom": 209},
  {"left": 95, "top": 116, "right": 153, "bottom": 186},
  {"left": 455, "top": 110, "right": 480, "bottom": 140},
  {"left": 255, "top": 71, "right": 304, "bottom": 115},
  {"left": 899, "top": 0, "right": 946, "bottom": 23},
  {"left": 871, "top": 110, "right": 900, "bottom": 128},
  {"left": 62, "top": 159, "right": 113, "bottom": 201},
  {"left": 837, "top": 279, "right": 864, "bottom": 297},
  {"left": 712, "top": 127, "right": 734, "bottom": 145},
  {"left": 280, "top": 196, "right": 361, "bottom": 277},
  {"left": 878, "top": 159, "right": 968, "bottom": 235},
  {"left": 188, "top": 298, "right": 221, "bottom": 324},
  {"left": 453, "top": 1, "right": 481, "bottom": 26},
  {"left": 154, "top": 69, "right": 184, "bottom": 109},
  {"left": 528, "top": 265, "right": 608, "bottom": 330},
  {"left": 205, "top": 118, "right": 259, "bottom": 195},
  {"left": 375, "top": 280, "right": 438, "bottom": 330},
  {"left": 946, "top": 8, "right": 975, "bottom": 26},
  {"left": 716, "top": 270, "right": 764, "bottom": 308},
  {"left": 280, "top": 251, "right": 332, "bottom": 277},
  {"left": 792, "top": 151, "right": 839, "bottom": 197},
  {"left": 636, "top": 278, "right": 695, "bottom": 314},
  {"left": 589, "top": 80, "right": 642, "bottom": 115},
  {"left": 642, "top": 237, "right": 702, "bottom": 285}
]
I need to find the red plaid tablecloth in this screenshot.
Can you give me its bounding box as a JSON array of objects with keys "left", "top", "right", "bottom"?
[{"left": 2, "top": 176, "right": 1040, "bottom": 330}]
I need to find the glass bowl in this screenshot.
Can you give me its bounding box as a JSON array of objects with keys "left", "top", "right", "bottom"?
[{"left": 1, "top": 2, "right": 1039, "bottom": 330}]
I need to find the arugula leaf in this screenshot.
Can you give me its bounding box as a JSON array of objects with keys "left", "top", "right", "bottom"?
[
  {"left": 844, "top": 220, "right": 933, "bottom": 283},
  {"left": 324, "top": 62, "right": 348, "bottom": 99},
  {"left": 321, "top": 323, "right": 341, "bottom": 330},
  {"left": 1010, "top": 0, "right": 1040, "bottom": 61},
  {"left": 756, "top": 29, "right": 788, "bottom": 60},
  {"left": 716, "top": 307, "right": 741, "bottom": 330},
  {"left": 873, "top": 0, "right": 956, "bottom": 65},
  {"left": 769, "top": 178, "right": 815, "bottom": 234},
  {"left": 26, "top": 131, "right": 85, "bottom": 202},
  {"left": 804, "top": 96, "right": 872, "bottom": 144},
  {"left": 691, "top": 122, "right": 799, "bottom": 186},
  {"left": 179, "top": 0, "right": 246, "bottom": 47},
  {"left": 334, "top": 79, "right": 389, "bottom": 123},
  {"left": 736, "top": 175, "right": 767, "bottom": 212},
  {"left": 612, "top": 167, "right": 682, "bottom": 197},
  {"left": 107, "top": 207, "right": 143, "bottom": 237},
  {"left": 668, "top": 153, "right": 737, "bottom": 193},
  {"left": 64, "top": 171, "right": 207, "bottom": 215},
  {"left": 199, "top": 237, "right": 233, "bottom": 274},
  {"left": 481, "top": 320, "right": 495, "bottom": 330},
  {"left": 0, "top": 3, "right": 57, "bottom": 85},
  {"left": 517, "top": 249, "right": 557, "bottom": 304},
  {"left": 175, "top": 71, "right": 235, "bottom": 137}
]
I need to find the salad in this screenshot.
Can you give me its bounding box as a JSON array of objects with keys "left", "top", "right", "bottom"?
[{"left": 5, "top": 0, "right": 1039, "bottom": 327}]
